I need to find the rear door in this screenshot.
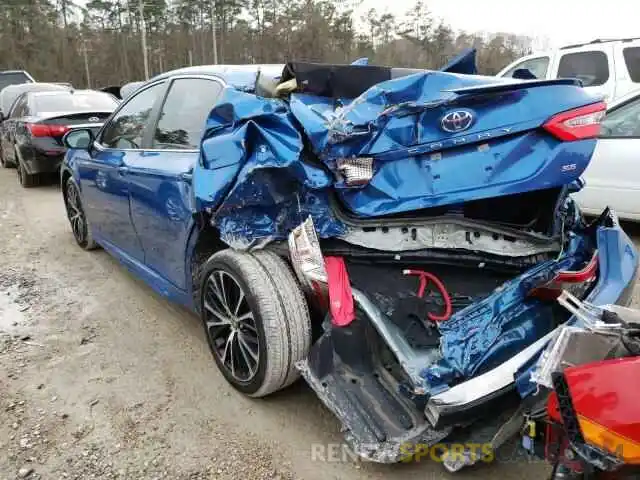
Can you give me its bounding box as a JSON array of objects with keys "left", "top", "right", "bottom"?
[
  {"left": 2, "top": 94, "right": 28, "bottom": 164},
  {"left": 128, "top": 76, "right": 224, "bottom": 289},
  {"left": 574, "top": 95, "right": 640, "bottom": 218},
  {"left": 554, "top": 45, "right": 615, "bottom": 102}
]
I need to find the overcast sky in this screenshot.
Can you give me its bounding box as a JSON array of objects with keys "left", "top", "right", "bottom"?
[{"left": 355, "top": 0, "right": 639, "bottom": 50}]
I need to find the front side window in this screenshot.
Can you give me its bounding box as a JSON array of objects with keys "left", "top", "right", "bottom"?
[
  {"left": 101, "top": 82, "right": 165, "bottom": 150},
  {"left": 557, "top": 51, "right": 609, "bottom": 87},
  {"left": 601, "top": 97, "right": 640, "bottom": 138},
  {"left": 502, "top": 57, "right": 550, "bottom": 79},
  {"left": 152, "top": 78, "right": 223, "bottom": 150}
]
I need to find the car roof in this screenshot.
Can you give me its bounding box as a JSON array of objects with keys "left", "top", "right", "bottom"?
[
  {"left": 0, "top": 82, "right": 71, "bottom": 113},
  {"left": 149, "top": 64, "right": 286, "bottom": 91}
]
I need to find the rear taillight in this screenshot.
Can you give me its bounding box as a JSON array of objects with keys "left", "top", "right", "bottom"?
[
  {"left": 27, "top": 123, "right": 70, "bottom": 137},
  {"left": 542, "top": 102, "right": 606, "bottom": 141}
]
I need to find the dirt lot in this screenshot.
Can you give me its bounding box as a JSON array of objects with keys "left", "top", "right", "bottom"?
[{"left": 1, "top": 168, "right": 638, "bottom": 480}]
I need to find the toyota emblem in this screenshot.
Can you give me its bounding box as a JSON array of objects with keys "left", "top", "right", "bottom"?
[
  {"left": 88, "top": 116, "right": 100, "bottom": 122},
  {"left": 440, "top": 110, "right": 475, "bottom": 133}
]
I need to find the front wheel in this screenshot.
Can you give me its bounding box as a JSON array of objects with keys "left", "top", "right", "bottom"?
[
  {"left": 64, "top": 178, "right": 97, "bottom": 250},
  {"left": 199, "top": 249, "right": 312, "bottom": 397}
]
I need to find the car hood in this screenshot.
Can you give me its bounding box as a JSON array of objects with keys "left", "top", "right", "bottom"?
[{"left": 194, "top": 62, "right": 601, "bottom": 248}]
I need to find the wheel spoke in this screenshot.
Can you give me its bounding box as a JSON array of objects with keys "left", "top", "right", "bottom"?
[
  {"left": 234, "top": 290, "right": 245, "bottom": 316},
  {"left": 204, "top": 300, "right": 232, "bottom": 327},
  {"left": 238, "top": 333, "right": 259, "bottom": 363}
]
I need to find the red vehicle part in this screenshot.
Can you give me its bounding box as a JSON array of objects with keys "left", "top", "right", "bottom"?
[
  {"left": 403, "top": 269, "right": 452, "bottom": 322},
  {"left": 547, "top": 356, "right": 640, "bottom": 468}
]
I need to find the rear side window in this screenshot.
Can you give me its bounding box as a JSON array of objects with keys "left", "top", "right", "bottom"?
[
  {"left": 152, "top": 78, "right": 223, "bottom": 150},
  {"left": 623, "top": 47, "right": 640, "bottom": 83},
  {"left": 502, "top": 57, "right": 550, "bottom": 79},
  {"left": 557, "top": 51, "right": 609, "bottom": 87}
]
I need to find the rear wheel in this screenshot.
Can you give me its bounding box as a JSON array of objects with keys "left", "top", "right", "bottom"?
[
  {"left": 16, "top": 158, "right": 38, "bottom": 188},
  {"left": 64, "top": 178, "right": 97, "bottom": 250},
  {"left": 199, "top": 249, "right": 312, "bottom": 397}
]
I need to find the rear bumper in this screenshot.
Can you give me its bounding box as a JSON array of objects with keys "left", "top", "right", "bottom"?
[{"left": 20, "top": 146, "right": 64, "bottom": 174}]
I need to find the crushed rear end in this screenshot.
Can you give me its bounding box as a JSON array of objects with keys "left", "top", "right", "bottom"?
[{"left": 193, "top": 58, "right": 638, "bottom": 465}]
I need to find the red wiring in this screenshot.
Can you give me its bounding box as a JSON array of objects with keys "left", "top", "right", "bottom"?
[{"left": 403, "top": 269, "right": 452, "bottom": 322}]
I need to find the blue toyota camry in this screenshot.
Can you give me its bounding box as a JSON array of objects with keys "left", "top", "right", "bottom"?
[{"left": 60, "top": 56, "right": 638, "bottom": 466}]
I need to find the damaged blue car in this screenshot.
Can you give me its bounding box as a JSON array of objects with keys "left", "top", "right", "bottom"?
[{"left": 60, "top": 53, "right": 638, "bottom": 467}]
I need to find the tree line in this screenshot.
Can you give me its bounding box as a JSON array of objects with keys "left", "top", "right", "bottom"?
[{"left": 0, "top": 0, "right": 532, "bottom": 88}]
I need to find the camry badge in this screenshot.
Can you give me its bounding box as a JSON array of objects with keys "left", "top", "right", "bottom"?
[{"left": 441, "top": 110, "right": 475, "bottom": 133}]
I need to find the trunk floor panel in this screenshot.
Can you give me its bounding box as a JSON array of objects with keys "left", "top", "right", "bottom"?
[{"left": 346, "top": 261, "right": 515, "bottom": 350}]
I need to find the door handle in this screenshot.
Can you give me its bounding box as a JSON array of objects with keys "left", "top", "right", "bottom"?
[
  {"left": 179, "top": 172, "right": 193, "bottom": 183},
  {"left": 117, "top": 165, "right": 129, "bottom": 176}
]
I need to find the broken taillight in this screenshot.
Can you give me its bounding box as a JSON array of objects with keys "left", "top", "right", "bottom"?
[
  {"left": 336, "top": 157, "right": 373, "bottom": 186},
  {"left": 542, "top": 102, "right": 606, "bottom": 141},
  {"left": 531, "top": 251, "right": 599, "bottom": 300}
]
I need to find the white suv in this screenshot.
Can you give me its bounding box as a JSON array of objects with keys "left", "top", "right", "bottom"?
[{"left": 497, "top": 38, "right": 640, "bottom": 103}]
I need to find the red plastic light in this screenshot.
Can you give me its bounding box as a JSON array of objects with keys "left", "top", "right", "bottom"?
[
  {"left": 27, "top": 123, "right": 69, "bottom": 138},
  {"left": 542, "top": 102, "right": 606, "bottom": 141}
]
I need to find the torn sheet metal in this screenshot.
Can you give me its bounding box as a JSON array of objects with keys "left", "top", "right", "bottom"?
[
  {"left": 420, "top": 249, "right": 586, "bottom": 392},
  {"left": 195, "top": 87, "right": 344, "bottom": 248},
  {"left": 339, "top": 222, "right": 560, "bottom": 257}
]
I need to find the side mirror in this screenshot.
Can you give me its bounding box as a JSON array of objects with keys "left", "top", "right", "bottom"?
[
  {"left": 63, "top": 128, "right": 94, "bottom": 150},
  {"left": 0, "top": 111, "right": 5, "bottom": 122}
]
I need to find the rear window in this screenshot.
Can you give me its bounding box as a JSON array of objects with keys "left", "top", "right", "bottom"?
[
  {"left": 557, "top": 51, "right": 609, "bottom": 87},
  {"left": 623, "top": 47, "right": 640, "bottom": 83},
  {"left": 502, "top": 57, "right": 550, "bottom": 79},
  {"left": 34, "top": 91, "right": 118, "bottom": 114},
  {"left": 0, "top": 72, "right": 32, "bottom": 90}
]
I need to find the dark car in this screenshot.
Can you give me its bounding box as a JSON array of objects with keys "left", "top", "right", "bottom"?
[
  {"left": 0, "top": 70, "right": 35, "bottom": 91},
  {"left": 0, "top": 82, "right": 72, "bottom": 123},
  {"left": 60, "top": 61, "right": 638, "bottom": 468},
  {"left": 0, "top": 89, "right": 118, "bottom": 186}
]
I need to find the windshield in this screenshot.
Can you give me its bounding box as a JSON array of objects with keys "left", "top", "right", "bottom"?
[
  {"left": 0, "top": 72, "right": 33, "bottom": 90},
  {"left": 34, "top": 91, "right": 118, "bottom": 114}
]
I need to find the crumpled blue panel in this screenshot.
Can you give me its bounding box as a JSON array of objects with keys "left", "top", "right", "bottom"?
[
  {"left": 288, "top": 72, "right": 599, "bottom": 218},
  {"left": 421, "top": 254, "right": 582, "bottom": 390},
  {"left": 439, "top": 48, "right": 477, "bottom": 75},
  {"left": 196, "top": 87, "right": 342, "bottom": 246}
]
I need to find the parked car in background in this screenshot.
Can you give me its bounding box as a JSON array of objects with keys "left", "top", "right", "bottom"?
[
  {"left": 0, "top": 70, "right": 35, "bottom": 91},
  {"left": 120, "top": 81, "right": 144, "bottom": 99},
  {"left": 497, "top": 38, "right": 640, "bottom": 103},
  {"left": 0, "top": 82, "right": 72, "bottom": 124},
  {"left": 59, "top": 60, "right": 638, "bottom": 466},
  {"left": 0, "top": 89, "right": 118, "bottom": 186},
  {"left": 572, "top": 89, "right": 640, "bottom": 220}
]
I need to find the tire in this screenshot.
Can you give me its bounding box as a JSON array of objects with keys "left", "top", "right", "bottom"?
[
  {"left": 253, "top": 250, "right": 312, "bottom": 388},
  {"left": 0, "top": 149, "right": 13, "bottom": 168},
  {"left": 64, "top": 177, "right": 98, "bottom": 250},
  {"left": 17, "top": 158, "right": 39, "bottom": 188},
  {"left": 199, "top": 249, "right": 312, "bottom": 397}
]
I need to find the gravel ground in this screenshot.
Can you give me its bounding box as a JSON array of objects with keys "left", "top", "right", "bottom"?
[{"left": 1, "top": 167, "right": 639, "bottom": 480}]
